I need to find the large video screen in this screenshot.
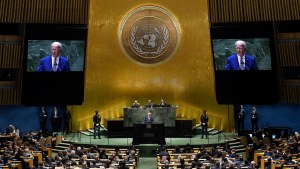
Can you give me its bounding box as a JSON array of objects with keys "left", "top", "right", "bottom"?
[
  {"left": 22, "top": 24, "right": 87, "bottom": 105},
  {"left": 210, "top": 22, "right": 278, "bottom": 104}
]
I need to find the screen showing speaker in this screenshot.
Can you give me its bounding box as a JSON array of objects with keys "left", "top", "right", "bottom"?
[
  {"left": 210, "top": 22, "right": 278, "bottom": 104},
  {"left": 27, "top": 40, "right": 85, "bottom": 72},
  {"left": 22, "top": 24, "right": 87, "bottom": 105}
]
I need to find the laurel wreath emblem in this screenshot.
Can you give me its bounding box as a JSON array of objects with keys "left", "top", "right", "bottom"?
[{"left": 131, "top": 26, "right": 169, "bottom": 57}]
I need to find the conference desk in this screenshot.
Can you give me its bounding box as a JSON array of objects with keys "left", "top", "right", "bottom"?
[
  {"left": 132, "top": 123, "right": 166, "bottom": 145},
  {"left": 123, "top": 107, "right": 176, "bottom": 127}
]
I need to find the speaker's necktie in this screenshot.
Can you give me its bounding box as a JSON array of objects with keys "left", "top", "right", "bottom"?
[
  {"left": 53, "top": 58, "right": 57, "bottom": 71},
  {"left": 240, "top": 57, "right": 245, "bottom": 70}
]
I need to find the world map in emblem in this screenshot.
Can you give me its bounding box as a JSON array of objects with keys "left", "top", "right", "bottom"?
[{"left": 119, "top": 6, "right": 180, "bottom": 66}]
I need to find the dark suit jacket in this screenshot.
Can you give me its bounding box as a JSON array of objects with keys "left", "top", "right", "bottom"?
[
  {"left": 201, "top": 114, "right": 209, "bottom": 126},
  {"left": 63, "top": 110, "right": 71, "bottom": 122},
  {"left": 225, "top": 54, "right": 258, "bottom": 70},
  {"left": 251, "top": 111, "right": 258, "bottom": 121},
  {"left": 40, "top": 110, "right": 48, "bottom": 122},
  {"left": 93, "top": 114, "right": 101, "bottom": 126},
  {"left": 143, "top": 116, "right": 154, "bottom": 124},
  {"left": 37, "top": 56, "right": 70, "bottom": 72}
]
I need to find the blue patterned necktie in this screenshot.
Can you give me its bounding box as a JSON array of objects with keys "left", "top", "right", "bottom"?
[{"left": 53, "top": 58, "right": 58, "bottom": 71}]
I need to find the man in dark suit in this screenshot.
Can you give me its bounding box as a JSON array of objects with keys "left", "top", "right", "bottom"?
[
  {"left": 63, "top": 108, "right": 71, "bottom": 134},
  {"left": 237, "top": 105, "right": 246, "bottom": 133},
  {"left": 132, "top": 100, "right": 140, "bottom": 108},
  {"left": 93, "top": 111, "right": 101, "bottom": 139},
  {"left": 145, "top": 100, "right": 153, "bottom": 108},
  {"left": 200, "top": 109, "right": 209, "bottom": 139},
  {"left": 37, "top": 42, "right": 70, "bottom": 72},
  {"left": 250, "top": 106, "right": 259, "bottom": 133},
  {"left": 40, "top": 106, "right": 48, "bottom": 133},
  {"left": 225, "top": 40, "right": 258, "bottom": 70},
  {"left": 159, "top": 99, "right": 166, "bottom": 107},
  {"left": 51, "top": 107, "right": 61, "bottom": 132},
  {"left": 143, "top": 112, "right": 154, "bottom": 124}
]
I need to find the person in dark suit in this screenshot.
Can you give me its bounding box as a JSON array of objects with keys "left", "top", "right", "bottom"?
[
  {"left": 51, "top": 107, "right": 61, "bottom": 132},
  {"left": 145, "top": 100, "right": 153, "bottom": 108},
  {"left": 93, "top": 111, "right": 101, "bottom": 139},
  {"left": 225, "top": 40, "right": 258, "bottom": 70},
  {"left": 39, "top": 106, "right": 48, "bottom": 133},
  {"left": 237, "top": 105, "right": 246, "bottom": 133},
  {"left": 143, "top": 112, "right": 154, "bottom": 124},
  {"left": 132, "top": 100, "right": 140, "bottom": 108},
  {"left": 37, "top": 42, "right": 70, "bottom": 72},
  {"left": 159, "top": 99, "right": 166, "bottom": 107},
  {"left": 250, "top": 106, "right": 259, "bottom": 133},
  {"left": 63, "top": 108, "right": 71, "bottom": 134},
  {"left": 200, "top": 109, "right": 209, "bottom": 139}
]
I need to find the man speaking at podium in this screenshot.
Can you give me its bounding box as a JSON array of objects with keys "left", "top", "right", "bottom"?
[{"left": 143, "top": 112, "right": 154, "bottom": 124}]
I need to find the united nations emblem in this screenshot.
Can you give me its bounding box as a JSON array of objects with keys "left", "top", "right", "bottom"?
[{"left": 119, "top": 6, "right": 180, "bottom": 66}]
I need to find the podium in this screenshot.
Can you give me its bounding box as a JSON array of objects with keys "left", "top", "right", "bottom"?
[{"left": 132, "top": 123, "right": 166, "bottom": 145}]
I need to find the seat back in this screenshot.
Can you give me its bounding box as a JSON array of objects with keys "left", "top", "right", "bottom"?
[
  {"left": 45, "top": 136, "right": 52, "bottom": 147},
  {"left": 55, "top": 135, "right": 63, "bottom": 145}
]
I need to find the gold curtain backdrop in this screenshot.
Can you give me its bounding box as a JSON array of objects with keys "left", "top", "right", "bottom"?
[{"left": 70, "top": 0, "right": 234, "bottom": 132}]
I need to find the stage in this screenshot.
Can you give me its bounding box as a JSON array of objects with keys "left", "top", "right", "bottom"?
[{"left": 54, "top": 130, "right": 239, "bottom": 157}]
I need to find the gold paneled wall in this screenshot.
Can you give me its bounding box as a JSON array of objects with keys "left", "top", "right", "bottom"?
[
  {"left": 70, "top": 0, "right": 234, "bottom": 132},
  {"left": 209, "top": 0, "right": 300, "bottom": 23}
]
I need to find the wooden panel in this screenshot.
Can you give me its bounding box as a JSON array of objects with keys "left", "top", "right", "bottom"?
[
  {"left": 209, "top": 0, "right": 300, "bottom": 23},
  {"left": 0, "top": 0, "right": 88, "bottom": 24},
  {"left": 0, "top": 44, "right": 22, "bottom": 68}
]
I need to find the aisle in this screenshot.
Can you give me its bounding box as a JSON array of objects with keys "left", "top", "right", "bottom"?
[{"left": 137, "top": 157, "right": 157, "bottom": 169}]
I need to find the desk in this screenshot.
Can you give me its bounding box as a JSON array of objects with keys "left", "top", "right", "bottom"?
[
  {"left": 124, "top": 107, "right": 176, "bottom": 127},
  {"left": 8, "top": 160, "right": 22, "bottom": 169},
  {"left": 43, "top": 147, "right": 52, "bottom": 157},
  {"left": 132, "top": 123, "right": 166, "bottom": 145},
  {"left": 32, "top": 151, "right": 43, "bottom": 164},
  {"left": 20, "top": 156, "right": 33, "bottom": 168},
  {"left": 254, "top": 151, "right": 264, "bottom": 163}
]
